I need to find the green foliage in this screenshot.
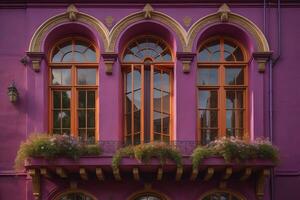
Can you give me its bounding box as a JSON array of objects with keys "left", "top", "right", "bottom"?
[
  {"left": 15, "top": 133, "right": 102, "bottom": 170},
  {"left": 191, "top": 137, "right": 279, "bottom": 169},
  {"left": 112, "top": 142, "right": 182, "bottom": 170}
]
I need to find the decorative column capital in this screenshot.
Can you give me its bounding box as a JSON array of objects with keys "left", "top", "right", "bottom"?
[
  {"left": 102, "top": 53, "right": 118, "bottom": 75},
  {"left": 26, "top": 52, "right": 45, "bottom": 72},
  {"left": 253, "top": 51, "right": 273, "bottom": 73},
  {"left": 176, "top": 52, "right": 196, "bottom": 73}
]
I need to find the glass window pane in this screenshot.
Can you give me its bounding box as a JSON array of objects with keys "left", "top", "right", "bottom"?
[
  {"left": 78, "top": 90, "right": 86, "bottom": 108},
  {"left": 53, "top": 129, "right": 61, "bottom": 134},
  {"left": 198, "top": 90, "right": 218, "bottom": 109},
  {"left": 53, "top": 91, "right": 61, "bottom": 108},
  {"left": 53, "top": 110, "right": 60, "bottom": 128},
  {"left": 134, "top": 134, "right": 140, "bottom": 145},
  {"left": 126, "top": 92, "right": 132, "bottom": 113},
  {"left": 78, "top": 110, "right": 86, "bottom": 128},
  {"left": 61, "top": 91, "right": 71, "bottom": 108},
  {"left": 198, "top": 68, "right": 218, "bottom": 85},
  {"left": 162, "top": 72, "right": 170, "bottom": 92},
  {"left": 226, "top": 110, "right": 235, "bottom": 129},
  {"left": 154, "top": 133, "right": 161, "bottom": 141},
  {"left": 226, "top": 91, "right": 235, "bottom": 109},
  {"left": 235, "top": 47, "right": 244, "bottom": 61},
  {"left": 199, "top": 110, "right": 218, "bottom": 128},
  {"left": 87, "top": 129, "right": 95, "bottom": 144},
  {"left": 74, "top": 52, "right": 85, "bottom": 62},
  {"left": 126, "top": 114, "right": 132, "bottom": 135},
  {"left": 133, "top": 89, "right": 141, "bottom": 111},
  {"left": 87, "top": 110, "right": 95, "bottom": 128},
  {"left": 59, "top": 41, "right": 72, "bottom": 54},
  {"left": 154, "top": 70, "right": 161, "bottom": 89},
  {"left": 61, "top": 110, "right": 70, "bottom": 128},
  {"left": 133, "top": 69, "right": 141, "bottom": 89},
  {"left": 162, "top": 92, "right": 170, "bottom": 114},
  {"left": 52, "top": 48, "right": 62, "bottom": 62},
  {"left": 134, "top": 110, "right": 140, "bottom": 133},
  {"left": 87, "top": 91, "right": 95, "bottom": 108},
  {"left": 75, "top": 41, "right": 88, "bottom": 53},
  {"left": 153, "top": 111, "right": 161, "bottom": 133},
  {"left": 126, "top": 72, "right": 132, "bottom": 91},
  {"left": 84, "top": 48, "right": 97, "bottom": 62},
  {"left": 225, "top": 68, "right": 244, "bottom": 85},
  {"left": 236, "top": 91, "right": 244, "bottom": 108},
  {"left": 201, "top": 129, "right": 218, "bottom": 145},
  {"left": 77, "top": 69, "right": 97, "bottom": 85},
  {"left": 153, "top": 89, "right": 161, "bottom": 112},
  {"left": 62, "top": 52, "right": 73, "bottom": 62},
  {"left": 51, "top": 69, "right": 71, "bottom": 85},
  {"left": 162, "top": 113, "right": 170, "bottom": 134},
  {"left": 198, "top": 49, "right": 210, "bottom": 61}
]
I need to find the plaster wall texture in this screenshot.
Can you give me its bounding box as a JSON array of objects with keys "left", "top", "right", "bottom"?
[{"left": 0, "top": 3, "right": 300, "bottom": 200}]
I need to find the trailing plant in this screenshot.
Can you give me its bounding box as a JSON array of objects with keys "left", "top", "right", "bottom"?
[
  {"left": 192, "top": 137, "right": 279, "bottom": 169},
  {"left": 112, "top": 142, "right": 182, "bottom": 170},
  {"left": 15, "top": 133, "right": 102, "bottom": 170}
]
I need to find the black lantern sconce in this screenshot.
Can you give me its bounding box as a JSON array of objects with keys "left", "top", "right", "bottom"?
[{"left": 7, "top": 81, "right": 18, "bottom": 103}]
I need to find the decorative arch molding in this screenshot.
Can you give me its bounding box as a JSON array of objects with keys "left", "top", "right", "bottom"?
[
  {"left": 126, "top": 187, "right": 171, "bottom": 200},
  {"left": 186, "top": 4, "right": 270, "bottom": 53},
  {"left": 108, "top": 4, "right": 187, "bottom": 52},
  {"left": 28, "top": 5, "right": 109, "bottom": 53},
  {"left": 198, "top": 189, "right": 247, "bottom": 200},
  {"left": 51, "top": 189, "right": 98, "bottom": 200}
]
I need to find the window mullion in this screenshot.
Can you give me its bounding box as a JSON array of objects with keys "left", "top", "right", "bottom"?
[{"left": 131, "top": 64, "right": 134, "bottom": 145}]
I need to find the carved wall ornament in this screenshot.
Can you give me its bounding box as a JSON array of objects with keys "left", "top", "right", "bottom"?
[
  {"left": 102, "top": 53, "right": 118, "bottom": 74},
  {"left": 218, "top": 3, "right": 231, "bottom": 22},
  {"left": 256, "top": 169, "right": 270, "bottom": 200},
  {"left": 176, "top": 52, "right": 196, "bottom": 73},
  {"left": 26, "top": 52, "right": 45, "bottom": 72},
  {"left": 105, "top": 16, "right": 114, "bottom": 28},
  {"left": 28, "top": 169, "right": 41, "bottom": 200},
  {"left": 183, "top": 16, "right": 192, "bottom": 27},
  {"left": 66, "top": 4, "right": 78, "bottom": 21},
  {"left": 143, "top": 4, "right": 154, "bottom": 19},
  {"left": 253, "top": 51, "right": 273, "bottom": 73}
]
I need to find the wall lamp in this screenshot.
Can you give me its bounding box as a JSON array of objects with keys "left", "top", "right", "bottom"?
[{"left": 7, "top": 81, "right": 18, "bottom": 103}]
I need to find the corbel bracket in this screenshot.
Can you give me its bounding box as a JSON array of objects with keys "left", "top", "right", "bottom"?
[
  {"left": 253, "top": 51, "right": 273, "bottom": 73},
  {"left": 102, "top": 53, "right": 118, "bottom": 75},
  {"left": 28, "top": 169, "right": 41, "bottom": 200},
  {"left": 256, "top": 169, "right": 270, "bottom": 200},
  {"left": 26, "top": 52, "right": 45, "bottom": 72},
  {"left": 176, "top": 52, "right": 196, "bottom": 73}
]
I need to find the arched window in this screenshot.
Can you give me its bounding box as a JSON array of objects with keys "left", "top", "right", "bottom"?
[
  {"left": 197, "top": 37, "right": 248, "bottom": 145},
  {"left": 54, "top": 191, "right": 96, "bottom": 200},
  {"left": 128, "top": 191, "right": 168, "bottom": 200},
  {"left": 49, "top": 37, "right": 98, "bottom": 143},
  {"left": 200, "top": 191, "right": 244, "bottom": 200},
  {"left": 122, "top": 36, "right": 173, "bottom": 145}
]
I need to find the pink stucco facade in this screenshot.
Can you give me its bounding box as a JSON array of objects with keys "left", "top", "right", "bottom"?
[{"left": 0, "top": 1, "right": 300, "bottom": 200}]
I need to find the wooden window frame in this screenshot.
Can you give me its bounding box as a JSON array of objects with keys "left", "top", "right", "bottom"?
[
  {"left": 48, "top": 37, "right": 99, "bottom": 142},
  {"left": 197, "top": 36, "right": 249, "bottom": 144},
  {"left": 121, "top": 36, "right": 174, "bottom": 145}
]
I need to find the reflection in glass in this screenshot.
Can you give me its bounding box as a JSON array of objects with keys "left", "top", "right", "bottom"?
[
  {"left": 52, "top": 69, "right": 71, "bottom": 85},
  {"left": 123, "top": 37, "right": 172, "bottom": 62},
  {"left": 198, "top": 90, "right": 218, "bottom": 109},
  {"left": 77, "top": 69, "right": 97, "bottom": 85},
  {"left": 198, "top": 68, "right": 218, "bottom": 85},
  {"left": 201, "top": 192, "right": 242, "bottom": 200},
  {"left": 57, "top": 192, "right": 93, "bottom": 200},
  {"left": 134, "top": 195, "right": 162, "bottom": 200},
  {"left": 225, "top": 68, "right": 244, "bottom": 85},
  {"left": 198, "top": 39, "right": 221, "bottom": 61}
]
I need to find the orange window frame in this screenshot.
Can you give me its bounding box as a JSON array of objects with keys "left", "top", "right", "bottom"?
[
  {"left": 48, "top": 37, "right": 99, "bottom": 142},
  {"left": 121, "top": 36, "right": 174, "bottom": 144},
  {"left": 197, "top": 36, "right": 249, "bottom": 144},
  {"left": 122, "top": 63, "right": 174, "bottom": 144}
]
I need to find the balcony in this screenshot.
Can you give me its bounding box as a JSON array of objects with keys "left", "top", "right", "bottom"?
[{"left": 19, "top": 135, "right": 277, "bottom": 200}]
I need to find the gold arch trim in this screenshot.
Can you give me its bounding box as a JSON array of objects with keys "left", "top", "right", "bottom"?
[
  {"left": 108, "top": 11, "right": 187, "bottom": 52},
  {"left": 198, "top": 189, "right": 247, "bottom": 200},
  {"left": 52, "top": 189, "right": 98, "bottom": 200},
  {"left": 186, "top": 12, "right": 270, "bottom": 52},
  {"left": 28, "top": 11, "right": 109, "bottom": 52},
  {"left": 28, "top": 4, "right": 269, "bottom": 54}
]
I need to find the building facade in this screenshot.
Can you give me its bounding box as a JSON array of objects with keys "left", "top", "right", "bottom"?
[{"left": 0, "top": 1, "right": 299, "bottom": 200}]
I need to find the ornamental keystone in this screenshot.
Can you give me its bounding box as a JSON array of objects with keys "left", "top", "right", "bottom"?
[
  {"left": 218, "top": 3, "right": 231, "bottom": 22},
  {"left": 143, "top": 4, "right": 154, "bottom": 19},
  {"left": 66, "top": 4, "right": 78, "bottom": 21}
]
